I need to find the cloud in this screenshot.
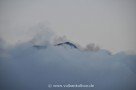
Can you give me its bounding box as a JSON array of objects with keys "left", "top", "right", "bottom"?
[
  {"left": 0, "top": 34, "right": 136, "bottom": 90},
  {"left": 0, "top": 38, "right": 10, "bottom": 59}
]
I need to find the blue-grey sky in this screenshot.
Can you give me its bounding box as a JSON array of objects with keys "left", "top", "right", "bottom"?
[{"left": 0, "top": 0, "right": 136, "bottom": 53}]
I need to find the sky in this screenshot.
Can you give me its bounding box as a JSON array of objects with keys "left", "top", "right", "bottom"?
[{"left": 0, "top": 0, "right": 136, "bottom": 53}]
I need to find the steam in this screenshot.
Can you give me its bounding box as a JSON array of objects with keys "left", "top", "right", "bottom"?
[
  {"left": 52, "top": 36, "right": 68, "bottom": 45},
  {"left": 52, "top": 35, "right": 101, "bottom": 52},
  {"left": 30, "top": 23, "right": 54, "bottom": 46},
  {"left": 84, "top": 43, "right": 100, "bottom": 52}
]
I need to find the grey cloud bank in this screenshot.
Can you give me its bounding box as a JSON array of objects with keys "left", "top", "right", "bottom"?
[{"left": 0, "top": 34, "right": 136, "bottom": 90}]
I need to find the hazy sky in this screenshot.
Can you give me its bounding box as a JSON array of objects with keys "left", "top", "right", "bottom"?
[{"left": 0, "top": 0, "right": 136, "bottom": 53}]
